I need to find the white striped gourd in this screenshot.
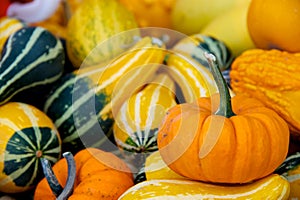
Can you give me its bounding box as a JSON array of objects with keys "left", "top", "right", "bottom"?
[
  {"left": 0, "top": 26, "right": 65, "bottom": 106},
  {"left": 118, "top": 174, "right": 290, "bottom": 200},
  {"left": 43, "top": 36, "right": 167, "bottom": 154},
  {"left": 166, "top": 34, "right": 233, "bottom": 103},
  {"left": 113, "top": 73, "right": 177, "bottom": 157},
  {"left": 0, "top": 102, "right": 61, "bottom": 193}
]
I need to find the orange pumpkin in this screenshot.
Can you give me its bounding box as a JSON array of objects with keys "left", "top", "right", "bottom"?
[
  {"left": 157, "top": 52, "right": 290, "bottom": 184},
  {"left": 34, "top": 148, "right": 134, "bottom": 200}
]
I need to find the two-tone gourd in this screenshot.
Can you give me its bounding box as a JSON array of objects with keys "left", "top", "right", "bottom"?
[
  {"left": 0, "top": 26, "right": 65, "bottom": 107},
  {"left": 43, "top": 36, "right": 167, "bottom": 154},
  {"left": 119, "top": 174, "right": 290, "bottom": 199},
  {"left": 165, "top": 34, "right": 234, "bottom": 103},
  {"left": 0, "top": 102, "right": 61, "bottom": 193},
  {"left": 113, "top": 73, "right": 177, "bottom": 168}
]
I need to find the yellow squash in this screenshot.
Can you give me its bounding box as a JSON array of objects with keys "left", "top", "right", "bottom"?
[{"left": 119, "top": 174, "right": 290, "bottom": 199}]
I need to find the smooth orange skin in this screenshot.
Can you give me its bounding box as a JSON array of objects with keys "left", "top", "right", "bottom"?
[
  {"left": 247, "top": 0, "right": 300, "bottom": 52},
  {"left": 34, "top": 148, "right": 134, "bottom": 200},
  {"left": 157, "top": 94, "right": 290, "bottom": 184}
]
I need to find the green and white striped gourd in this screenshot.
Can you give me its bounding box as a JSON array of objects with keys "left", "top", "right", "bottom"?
[
  {"left": 0, "top": 102, "right": 61, "bottom": 193},
  {"left": 0, "top": 26, "right": 65, "bottom": 106},
  {"left": 43, "top": 37, "right": 166, "bottom": 154}
]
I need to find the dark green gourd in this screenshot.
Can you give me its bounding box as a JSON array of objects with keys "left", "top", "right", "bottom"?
[{"left": 0, "top": 26, "right": 65, "bottom": 106}]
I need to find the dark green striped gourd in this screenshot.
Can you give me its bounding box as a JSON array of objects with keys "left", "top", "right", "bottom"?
[
  {"left": 0, "top": 102, "right": 62, "bottom": 193},
  {"left": 43, "top": 70, "right": 115, "bottom": 154},
  {"left": 0, "top": 26, "right": 65, "bottom": 106}
]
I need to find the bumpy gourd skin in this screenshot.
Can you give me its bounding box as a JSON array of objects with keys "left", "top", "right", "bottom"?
[{"left": 230, "top": 49, "right": 300, "bottom": 137}]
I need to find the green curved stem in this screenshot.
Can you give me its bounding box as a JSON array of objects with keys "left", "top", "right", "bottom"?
[
  {"left": 40, "top": 152, "right": 76, "bottom": 200},
  {"left": 204, "top": 52, "right": 235, "bottom": 118}
]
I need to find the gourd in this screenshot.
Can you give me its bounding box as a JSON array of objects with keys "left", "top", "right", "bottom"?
[
  {"left": 118, "top": 0, "right": 175, "bottom": 28},
  {"left": 66, "top": 0, "right": 138, "bottom": 68},
  {"left": 0, "top": 17, "right": 25, "bottom": 54},
  {"left": 230, "top": 49, "right": 300, "bottom": 138},
  {"left": 0, "top": 26, "right": 65, "bottom": 106},
  {"left": 275, "top": 152, "right": 300, "bottom": 199},
  {"left": 165, "top": 34, "right": 234, "bottom": 103},
  {"left": 113, "top": 73, "right": 177, "bottom": 168},
  {"left": 0, "top": 102, "right": 62, "bottom": 193},
  {"left": 34, "top": 148, "right": 134, "bottom": 200},
  {"left": 43, "top": 36, "right": 167, "bottom": 154},
  {"left": 118, "top": 174, "right": 290, "bottom": 200},
  {"left": 157, "top": 52, "right": 290, "bottom": 184}
]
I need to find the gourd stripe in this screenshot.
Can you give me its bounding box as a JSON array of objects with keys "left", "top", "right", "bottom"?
[
  {"left": 0, "top": 40, "right": 62, "bottom": 94},
  {"left": 0, "top": 24, "right": 21, "bottom": 38},
  {"left": 119, "top": 101, "right": 134, "bottom": 135},
  {"left": 43, "top": 75, "right": 76, "bottom": 113},
  {"left": 44, "top": 67, "right": 105, "bottom": 113},
  {"left": 99, "top": 49, "right": 163, "bottom": 117},
  {"left": 0, "top": 157, "right": 36, "bottom": 187},
  {"left": 143, "top": 75, "right": 175, "bottom": 146},
  {"left": 168, "top": 67, "right": 194, "bottom": 101},
  {"left": 94, "top": 48, "right": 148, "bottom": 93},
  {"left": 19, "top": 103, "right": 41, "bottom": 150},
  {"left": 0, "top": 73, "right": 62, "bottom": 105},
  {"left": 0, "top": 118, "right": 36, "bottom": 151},
  {"left": 0, "top": 28, "right": 44, "bottom": 80},
  {"left": 134, "top": 92, "right": 143, "bottom": 146}
]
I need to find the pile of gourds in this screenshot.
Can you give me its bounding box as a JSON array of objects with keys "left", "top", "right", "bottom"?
[{"left": 0, "top": 0, "right": 300, "bottom": 199}]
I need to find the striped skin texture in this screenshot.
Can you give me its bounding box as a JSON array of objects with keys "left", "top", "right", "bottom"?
[
  {"left": 0, "top": 26, "right": 65, "bottom": 105},
  {"left": 119, "top": 174, "right": 290, "bottom": 200},
  {"left": 0, "top": 102, "right": 61, "bottom": 193},
  {"left": 43, "top": 37, "right": 166, "bottom": 155},
  {"left": 0, "top": 17, "right": 25, "bottom": 54},
  {"left": 43, "top": 72, "right": 114, "bottom": 154},
  {"left": 113, "top": 73, "right": 177, "bottom": 155},
  {"left": 66, "top": 0, "right": 138, "bottom": 68}
]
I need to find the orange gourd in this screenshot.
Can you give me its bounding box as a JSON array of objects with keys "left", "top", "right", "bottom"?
[
  {"left": 230, "top": 49, "right": 300, "bottom": 138},
  {"left": 157, "top": 52, "right": 290, "bottom": 184},
  {"left": 34, "top": 148, "right": 134, "bottom": 200}
]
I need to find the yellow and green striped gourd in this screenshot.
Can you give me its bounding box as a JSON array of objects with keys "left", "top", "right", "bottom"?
[{"left": 0, "top": 102, "right": 61, "bottom": 193}]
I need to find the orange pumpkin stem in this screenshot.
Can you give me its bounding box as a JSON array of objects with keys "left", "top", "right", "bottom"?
[
  {"left": 204, "top": 52, "right": 235, "bottom": 118},
  {"left": 40, "top": 152, "right": 76, "bottom": 200}
]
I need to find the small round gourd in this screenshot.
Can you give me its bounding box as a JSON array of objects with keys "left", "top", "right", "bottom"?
[{"left": 0, "top": 102, "right": 62, "bottom": 193}]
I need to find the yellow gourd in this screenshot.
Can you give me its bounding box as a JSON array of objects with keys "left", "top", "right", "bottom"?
[
  {"left": 230, "top": 49, "right": 300, "bottom": 138},
  {"left": 119, "top": 174, "right": 290, "bottom": 199}
]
